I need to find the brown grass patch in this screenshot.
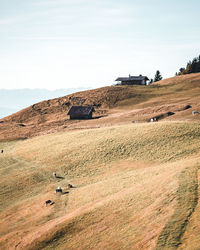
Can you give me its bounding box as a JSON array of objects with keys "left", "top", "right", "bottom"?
[{"left": 1, "top": 122, "right": 200, "bottom": 249}]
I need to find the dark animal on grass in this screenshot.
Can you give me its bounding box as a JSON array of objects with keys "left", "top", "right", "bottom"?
[
  {"left": 53, "top": 172, "right": 64, "bottom": 179},
  {"left": 56, "top": 187, "right": 62, "bottom": 193},
  {"left": 45, "top": 200, "right": 52, "bottom": 206},
  {"left": 68, "top": 184, "right": 73, "bottom": 188},
  {"left": 1, "top": 150, "right": 3, "bottom": 153}
]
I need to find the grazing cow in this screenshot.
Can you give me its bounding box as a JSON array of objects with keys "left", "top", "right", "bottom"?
[
  {"left": 150, "top": 118, "right": 154, "bottom": 122},
  {"left": 52, "top": 172, "right": 56, "bottom": 178},
  {"left": 68, "top": 184, "right": 73, "bottom": 188},
  {"left": 45, "top": 200, "right": 52, "bottom": 206},
  {"left": 192, "top": 110, "right": 199, "bottom": 115},
  {"left": 1, "top": 150, "right": 3, "bottom": 153},
  {"left": 56, "top": 187, "right": 62, "bottom": 193}
]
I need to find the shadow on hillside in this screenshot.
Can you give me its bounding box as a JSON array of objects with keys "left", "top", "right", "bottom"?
[
  {"left": 62, "top": 191, "right": 69, "bottom": 194},
  {"left": 92, "top": 115, "right": 107, "bottom": 119},
  {"left": 70, "top": 115, "right": 107, "bottom": 120},
  {"left": 56, "top": 176, "right": 65, "bottom": 180}
]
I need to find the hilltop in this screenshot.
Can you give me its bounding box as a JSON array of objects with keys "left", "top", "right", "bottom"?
[
  {"left": 0, "top": 73, "right": 200, "bottom": 249},
  {"left": 0, "top": 73, "right": 200, "bottom": 140},
  {"left": 0, "top": 88, "right": 87, "bottom": 119}
]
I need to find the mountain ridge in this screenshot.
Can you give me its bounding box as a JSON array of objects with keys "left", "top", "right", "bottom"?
[{"left": 0, "top": 88, "right": 88, "bottom": 118}]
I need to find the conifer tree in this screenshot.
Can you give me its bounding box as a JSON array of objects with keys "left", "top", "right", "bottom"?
[{"left": 154, "top": 70, "right": 162, "bottom": 82}]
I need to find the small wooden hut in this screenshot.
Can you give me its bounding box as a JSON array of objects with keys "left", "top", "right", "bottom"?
[
  {"left": 115, "top": 75, "right": 149, "bottom": 85},
  {"left": 67, "top": 106, "right": 94, "bottom": 119}
]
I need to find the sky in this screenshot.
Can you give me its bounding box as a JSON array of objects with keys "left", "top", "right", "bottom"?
[{"left": 0, "top": 0, "right": 200, "bottom": 90}]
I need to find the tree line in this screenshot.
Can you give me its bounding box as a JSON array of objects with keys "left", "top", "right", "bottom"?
[
  {"left": 176, "top": 55, "right": 200, "bottom": 75},
  {"left": 150, "top": 54, "right": 200, "bottom": 84}
]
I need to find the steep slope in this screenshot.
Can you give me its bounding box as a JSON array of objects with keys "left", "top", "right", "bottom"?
[
  {"left": 0, "top": 88, "right": 86, "bottom": 119},
  {"left": 0, "top": 73, "right": 200, "bottom": 140},
  {"left": 0, "top": 86, "right": 143, "bottom": 140}
]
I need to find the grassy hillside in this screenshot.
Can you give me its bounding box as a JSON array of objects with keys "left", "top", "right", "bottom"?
[
  {"left": 0, "top": 73, "right": 200, "bottom": 249},
  {"left": 0, "top": 121, "right": 200, "bottom": 249},
  {"left": 0, "top": 73, "right": 200, "bottom": 140}
]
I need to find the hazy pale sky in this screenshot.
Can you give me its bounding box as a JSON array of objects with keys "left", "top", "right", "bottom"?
[{"left": 0, "top": 0, "right": 200, "bottom": 89}]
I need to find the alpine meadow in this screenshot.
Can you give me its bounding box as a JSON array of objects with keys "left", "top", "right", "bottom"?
[{"left": 1, "top": 73, "right": 200, "bottom": 249}]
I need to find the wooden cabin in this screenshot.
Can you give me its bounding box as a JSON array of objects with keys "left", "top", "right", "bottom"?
[
  {"left": 115, "top": 75, "right": 149, "bottom": 85},
  {"left": 67, "top": 106, "right": 94, "bottom": 119}
]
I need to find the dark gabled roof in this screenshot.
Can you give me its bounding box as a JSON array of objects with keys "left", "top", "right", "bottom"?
[
  {"left": 115, "top": 75, "right": 149, "bottom": 81},
  {"left": 67, "top": 106, "right": 94, "bottom": 116}
]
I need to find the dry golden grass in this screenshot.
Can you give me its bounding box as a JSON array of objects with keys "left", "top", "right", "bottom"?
[
  {"left": 156, "top": 164, "right": 199, "bottom": 249},
  {"left": 0, "top": 121, "right": 200, "bottom": 249},
  {"left": 0, "top": 73, "right": 200, "bottom": 140},
  {"left": 178, "top": 170, "right": 200, "bottom": 250},
  {"left": 15, "top": 122, "right": 200, "bottom": 173},
  {"left": 0, "top": 73, "right": 200, "bottom": 250}
]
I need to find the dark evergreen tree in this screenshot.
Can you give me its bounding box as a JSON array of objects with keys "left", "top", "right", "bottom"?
[
  {"left": 179, "top": 68, "right": 185, "bottom": 74},
  {"left": 154, "top": 70, "right": 162, "bottom": 82},
  {"left": 196, "top": 55, "right": 200, "bottom": 72}
]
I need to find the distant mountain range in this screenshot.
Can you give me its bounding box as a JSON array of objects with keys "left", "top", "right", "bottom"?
[{"left": 0, "top": 88, "right": 89, "bottom": 119}]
